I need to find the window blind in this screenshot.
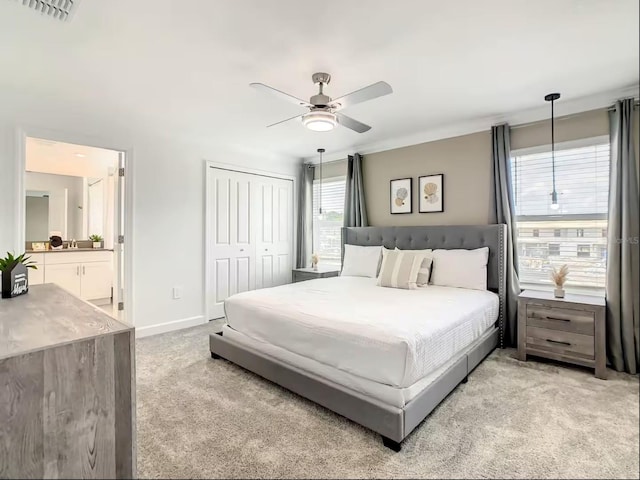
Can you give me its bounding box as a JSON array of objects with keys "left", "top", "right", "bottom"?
[
  {"left": 312, "top": 178, "right": 346, "bottom": 266},
  {"left": 511, "top": 142, "right": 610, "bottom": 294}
]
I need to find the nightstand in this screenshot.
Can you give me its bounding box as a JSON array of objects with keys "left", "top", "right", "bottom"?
[
  {"left": 292, "top": 266, "right": 340, "bottom": 283},
  {"left": 517, "top": 290, "right": 606, "bottom": 379}
]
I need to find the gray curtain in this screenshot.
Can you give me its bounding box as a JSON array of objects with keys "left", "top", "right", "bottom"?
[
  {"left": 296, "top": 163, "right": 315, "bottom": 268},
  {"left": 606, "top": 98, "right": 639, "bottom": 374},
  {"left": 491, "top": 124, "right": 521, "bottom": 347},
  {"left": 344, "top": 153, "right": 368, "bottom": 227}
]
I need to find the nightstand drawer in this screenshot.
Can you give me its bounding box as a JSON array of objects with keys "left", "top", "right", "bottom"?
[
  {"left": 526, "top": 326, "right": 595, "bottom": 358},
  {"left": 294, "top": 272, "right": 319, "bottom": 282},
  {"left": 526, "top": 304, "right": 594, "bottom": 335}
]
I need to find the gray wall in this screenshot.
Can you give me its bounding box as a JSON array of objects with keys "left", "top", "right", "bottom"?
[
  {"left": 361, "top": 107, "right": 639, "bottom": 227},
  {"left": 313, "top": 159, "right": 347, "bottom": 180},
  {"left": 363, "top": 130, "right": 493, "bottom": 226}
]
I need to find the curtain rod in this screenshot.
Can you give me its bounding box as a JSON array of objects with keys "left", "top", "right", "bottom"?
[
  {"left": 306, "top": 158, "right": 348, "bottom": 167},
  {"left": 511, "top": 100, "right": 639, "bottom": 130},
  {"left": 606, "top": 100, "right": 640, "bottom": 111}
]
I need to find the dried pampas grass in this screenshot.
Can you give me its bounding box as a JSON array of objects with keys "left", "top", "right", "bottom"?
[{"left": 551, "top": 264, "right": 569, "bottom": 287}]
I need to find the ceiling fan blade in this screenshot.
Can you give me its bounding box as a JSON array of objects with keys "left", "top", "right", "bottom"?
[
  {"left": 336, "top": 113, "right": 371, "bottom": 133},
  {"left": 266, "top": 113, "right": 304, "bottom": 128},
  {"left": 250, "top": 82, "right": 312, "bottom": 108},
  {"left": 329, "top": 81, "right": 392, "bottom": 111}
]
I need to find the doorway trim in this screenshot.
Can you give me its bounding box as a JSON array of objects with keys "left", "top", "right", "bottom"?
[
  {"left": 203, "top": 159, "right": 297, "bottom": 321},
  {"left": 14, "top": 125, "right": 135, "bottom": 327}
]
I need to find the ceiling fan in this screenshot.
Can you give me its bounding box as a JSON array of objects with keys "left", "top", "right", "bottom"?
[{"left": 250, "top": 72, "right": 392, "bottom": 133}]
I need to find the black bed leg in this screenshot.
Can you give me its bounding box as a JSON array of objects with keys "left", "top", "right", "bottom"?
[
  {"left": 461, "top": 375, "right": 468, "bottom": 384},
  {"left": 382, "top": 436, "right": 402, "bottom": 452},
  {"left": 211, "top": 351, "right": 221, "bottom": 359}
]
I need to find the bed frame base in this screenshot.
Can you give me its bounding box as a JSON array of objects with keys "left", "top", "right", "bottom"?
[
  {"left": 382, "top": 436, "right": 402, "bottom": 452},
  {"left": 209, "top": 327, "right": 498, "bottom": 451}
]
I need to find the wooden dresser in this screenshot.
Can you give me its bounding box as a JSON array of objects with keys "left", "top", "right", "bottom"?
[
  {"left": 0, "top": 284, "right": 135, "bottom": 478},
  {"left": 517, "top": 290, "right": 606, "bottom": 379}
]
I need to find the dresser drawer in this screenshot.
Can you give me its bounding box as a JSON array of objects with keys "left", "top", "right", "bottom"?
[
  {"left": 526, "top": 304, "right": 594, "bottom": 335},
  {"left": 526, "top": 326, "right": 594, "bottom": 358}
]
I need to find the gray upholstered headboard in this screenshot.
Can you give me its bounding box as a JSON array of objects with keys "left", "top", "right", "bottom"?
[{"left": 341, "top": 225, "right": 507, "bottom": 343}]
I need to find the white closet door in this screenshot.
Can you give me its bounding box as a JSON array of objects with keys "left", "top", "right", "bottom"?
[
  {"left": 207, "top": 168, "right": 256, "bottom": 319},
  {"left": 254, "top": 176, "right": 293, "bottom": 289}
]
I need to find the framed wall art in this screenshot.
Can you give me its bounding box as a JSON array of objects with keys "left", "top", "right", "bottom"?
[
  {"left": 390, "top": 177, "right": 412, "bottom": 214},
  {"left": 419, "top": 174, "right": 444, "bottom": 213}
]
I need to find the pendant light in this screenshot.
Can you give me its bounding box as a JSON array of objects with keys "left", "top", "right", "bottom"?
[
  {"left": 317, "top": 148, "right": 325, "bottom": 219},
  {"left": 545, "top": 92, "right": 561, "bottom": 211}
]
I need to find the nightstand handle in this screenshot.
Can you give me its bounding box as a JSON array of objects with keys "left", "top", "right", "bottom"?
[
  {"left": 546, "top": 339, "right": 571, "bottom": 346},
  {"left": 546, "top": 316, "right": 571, "bottom": 322}
]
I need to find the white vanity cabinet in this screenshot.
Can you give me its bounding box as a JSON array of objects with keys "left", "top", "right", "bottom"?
[
  {"left": 32, "top": 250, "right": 113, "bottom": 302},
  {"left": 25, "top": 253, "right": 45, "bottom": 285},
  {"left": 44, "top": 263, "right": 82, "bottom": 297}
]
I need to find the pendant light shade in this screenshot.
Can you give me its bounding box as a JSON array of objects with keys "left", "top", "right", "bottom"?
[{"left": 545, "top": 92, "right": 561, "bottom": 211}]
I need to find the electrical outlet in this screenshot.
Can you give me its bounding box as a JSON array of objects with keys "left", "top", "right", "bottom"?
[{"left": 172, "top": 287, "right": 182, "bottom": 299}]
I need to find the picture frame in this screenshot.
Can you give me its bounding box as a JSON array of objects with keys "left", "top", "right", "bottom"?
[
  {"left": 31, "top": 242, "right": 47, "bottom": 251},
  {"left": 390, "top": 177, "right": 412, "bottom": 214},
  {"left": 419, "top": 174, "right": 444, "bottom": 213}
]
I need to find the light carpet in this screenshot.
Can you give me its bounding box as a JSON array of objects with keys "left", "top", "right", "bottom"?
[{"left": 136, "top": 322, "right": 639, "bottom": 479}]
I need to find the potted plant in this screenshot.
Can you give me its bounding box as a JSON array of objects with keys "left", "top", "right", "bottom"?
[
  {"left": 551, "top": 264, "right": 569, "bottom": 298},
  {"left": 0, "top": 252, "right": 37, "bottom": 298},
  {"left": 89, "top": 234, "right": 104, "bottom": 249}
]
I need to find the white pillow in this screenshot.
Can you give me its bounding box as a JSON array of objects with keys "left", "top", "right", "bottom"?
[
  {"left": 430, "top": 247, "right": 489, "bottom": 290},
  {"left": 395, "top": 248, "right": 433, "bottom": 286},
  {"left": 341, "top": 244, "right": 382, "bottom": 278}
]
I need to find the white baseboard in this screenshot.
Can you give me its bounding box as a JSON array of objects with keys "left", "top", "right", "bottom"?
[{"left": 135, "top": 315, "right": 206, "bottom": 338}]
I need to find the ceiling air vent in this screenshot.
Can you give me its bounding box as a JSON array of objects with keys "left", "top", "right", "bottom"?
[{"left": 14, "top": 0, "right": 81, "bottom": 22}]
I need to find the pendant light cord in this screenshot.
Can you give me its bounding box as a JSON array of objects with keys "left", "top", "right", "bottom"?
[
  {"left": 317, "top": 148, "right": 325, "bottom": 215},
  {"left": 551, "top": 98, "right": 556, "bottom": 194}
]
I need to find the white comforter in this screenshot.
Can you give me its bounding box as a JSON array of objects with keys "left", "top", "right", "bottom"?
[{"left": 224, "top": 276, "right": 499, "bottom": 388}]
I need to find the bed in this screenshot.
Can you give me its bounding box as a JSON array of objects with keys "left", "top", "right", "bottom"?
[{"left": 210, "top": 225, "right": 507, "bottom": 451}]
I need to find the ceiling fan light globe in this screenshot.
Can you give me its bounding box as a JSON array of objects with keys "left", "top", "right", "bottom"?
[{"left": 302, "top": 111, "right": 337, "bottom": 132}]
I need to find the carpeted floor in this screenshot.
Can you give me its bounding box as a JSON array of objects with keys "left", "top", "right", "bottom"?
[{"left": 136, "top": 322, "right": 639, "bottom": 479}]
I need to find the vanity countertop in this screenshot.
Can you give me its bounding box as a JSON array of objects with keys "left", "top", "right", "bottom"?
[{"left": 26, "top": 248, "right": 114, "bottom": 253}]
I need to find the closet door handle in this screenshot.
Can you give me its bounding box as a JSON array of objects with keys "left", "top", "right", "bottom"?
[
  {"left": 82, "top": 266, "right": 86, "bottom": 275},
  {"left": 76, "top": 266, "right": 80, "bottom": 276}
]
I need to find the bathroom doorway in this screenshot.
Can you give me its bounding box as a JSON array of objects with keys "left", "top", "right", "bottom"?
[{"left": 20, "top": 135, "right": 129, "bottom": 322}]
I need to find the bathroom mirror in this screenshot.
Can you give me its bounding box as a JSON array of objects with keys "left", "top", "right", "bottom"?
[{"left": 24, "top": 171, "right": 105, "bottom": 242}]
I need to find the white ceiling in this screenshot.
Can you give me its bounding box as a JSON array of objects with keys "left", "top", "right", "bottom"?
[
  {"left": 26, "top": 137, "right": 119, "bottom": 178},
  {"left": 0, "top": 0, "right": 638, "bottom": 162}
]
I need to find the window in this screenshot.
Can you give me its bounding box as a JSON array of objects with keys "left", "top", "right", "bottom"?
[
  {"left": 312, "top": 177, "right": 346, "bottom": 266},
  {"left": 511, "top": 139, "right": 609, "bottom": 294},
  {"left": 577, "top": 244, "right": 591, "bottom": 258}
]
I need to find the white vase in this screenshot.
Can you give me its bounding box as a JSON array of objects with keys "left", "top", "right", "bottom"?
[
  {"left": 554, "top": 287, "right": 565, "bottom": 298},
  {"left": 93, "top": 242, "right": 101, "bottom": 249}
]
